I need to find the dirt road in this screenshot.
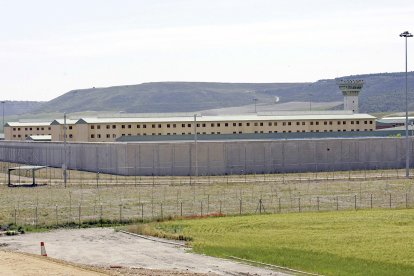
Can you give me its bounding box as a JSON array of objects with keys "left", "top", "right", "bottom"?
[
  {"left": 0, "top": 228, "right": 285, "bottom": 275},
  {"left": 0, "top": 251, "right": 106, "bottom": 276}
]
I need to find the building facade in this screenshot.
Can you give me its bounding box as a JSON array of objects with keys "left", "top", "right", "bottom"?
[{"left": 4, "top": 113, "right": 376, "bottom": 142}]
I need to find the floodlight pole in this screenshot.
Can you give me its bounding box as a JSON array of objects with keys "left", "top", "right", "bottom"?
[
  {"left": 194, "top": 114, "right": 198, "bottom": 180},
  {"left": 63, "top": 112, "right": 67, "bottom": 187},
  {"left": 1, "top": 101, "right": 5, "bottom": 133},
  {"left": 400, "top": 31, "right": 413, "bottom": 178}
]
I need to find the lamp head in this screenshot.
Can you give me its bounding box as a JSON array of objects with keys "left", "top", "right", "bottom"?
[{"left": 400, "top": 31, "right": 413, "bottom": 37}]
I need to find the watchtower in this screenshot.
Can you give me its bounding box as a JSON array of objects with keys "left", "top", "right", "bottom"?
[{"left": 337, "top": 80, "right": 364, "bottom": 113}]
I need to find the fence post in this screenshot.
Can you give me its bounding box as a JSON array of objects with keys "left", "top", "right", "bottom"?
[
  {"left": 278, "top": 197, "right": 281, "bottom": 213},
  {"left": 78, "top": 204, "right": 81, "bottom": 228},
  {"left": 389, "top": 193, "right": 392, "bottom": 208},
  {"left": 370, "top": 194, "right": 373, "bottom": 209},
  {"left": 161, "top": 203, "right": 163, "bottom": 220},
  {"left": 55, "top": 205, "right": 58, "bottom": 226},
  {"left": 180, "top": 201, "right": 183, "bottom": 217},
  {"left": 100, "top": 203, "right": 103, "bottom": 227},
  {"left": 141, "top": 203, "right": 144, "bottom": 221},
  {"left": 354, "top": 194, "right": 357, "bottom": 210},
  {"left": 259, "top": 198, "right": 262, "bottom": 214},
  {"left": 298, "top": 197, "right": 301, "bottom": 213},
  {"left": 14, "top": 207, "right": 17, "bottom": 225},
  {"left": 239, "top": 198, "right": 242, "bottom": 215},
  {"left": 200, "top": 201, "right": 203, "bottom": 216},
  {"left": 317, "top": 196, "right": 320, "bottom": 211},
  {"left": 219, "top": 200, "right": 222, "bottom": 214},
  {"left": 207, "top": 195, "right": 210, "bottom": 213},
  {"left": 119, "top": 204, "right": 123, "bottom": 224},
  {"left": 336, "top": 196, "right": 339, "bottom": 211},
  {"left": 35, "top": 206, "right": 38, "bottom": 228}
]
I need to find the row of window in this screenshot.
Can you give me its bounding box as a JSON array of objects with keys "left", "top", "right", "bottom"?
[
  {"left": 12, "top": 127, "right": 51, "bottom": 131},
  {"left": 12, "top": 134, "right": 52, "bottom": 138},
  {"left": 88, "top": 120, "right": 374, "bottom": 130},
  {"left": 89, "top": 128, "right": 375, "bottom": 139}
]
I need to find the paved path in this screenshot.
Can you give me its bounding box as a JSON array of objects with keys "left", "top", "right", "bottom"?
[{"left": 1, "top": 228, "right": 287, "bottom": 275}]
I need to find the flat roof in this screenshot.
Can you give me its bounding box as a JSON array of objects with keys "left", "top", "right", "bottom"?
[
  {"left": 6, "top": 122, "right": 51, "bottom": 127},
  {"left": 77, "top": 114, "right": 376, "bottom": 124},
  {"left": 26, "top": 135, "right": 52, "bottom": 141},
  {"left": 9, "top": 165, "right": 47, "bottom": 171}
]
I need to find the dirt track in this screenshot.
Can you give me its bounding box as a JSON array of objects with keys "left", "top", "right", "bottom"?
[{"left": 0, "top": 228, "right": 286, "bottom": 275}]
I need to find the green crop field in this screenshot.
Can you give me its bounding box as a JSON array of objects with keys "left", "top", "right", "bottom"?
[{"left": 127, "top": 209, "right": 414, "bottom": 276}]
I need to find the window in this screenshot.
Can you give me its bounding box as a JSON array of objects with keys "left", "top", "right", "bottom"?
[
  {"left": 97, "top": 134, "right": 101, "bottom": 138},
  {"left": 329, "top": 121, "right": 333, "bottom": 125},
  {"left": 106, "top": 125, "right": 110, "bottom": 129},
  {"left": 158, "top": 124, "right": 161, "bottom": 128},
  {"left": 122, "top": 134, "right": 125, "bottom": 136},
  {"left": 91, "top": 134, "right": 95, "bottom": 138},
  {"left": 106, "top": 134, "right": 110, "bottom": 138},
  {"left": 173, "top": 124, "right": 176, "bottom": 128},
  {"left": 296, "top": 122, "right": 300, "bottom": 126},
  {"left": 143, "top": 124, "right": 147, "bottom": 128},
  {"left": 69, "top": 134, "right": 73, "bottom": 138},
  {"left": 274, "top": 122, "right": 278, "bottom": 126},
  {"left": 283, "top": 122, "right": 286, "bottom": 126},
  {"left": 351, "top": 121, "right": 354, "bottom": 125},
  {"left": 260, "top": 122, "right": 264, "bottom": 126},
  {"left": 338, "top": 121, "right": 341, "bottom": 125},
  {"left": 268, "top": 122, "right": 272, "bottom": 126},
  {"left": 30, "top": 128, "right": 32, "bottom": 130},
  {"left": 370, "top": 121, "right": 373, "bottom": 124},
  {"left": 167, "top": 124, "right": 170, "bottom": 128},
  {"left": 202, "top": 123, "right": 206, "bottom": 127},
  {"left": 41, "top": 127, "right": 44, "bottom": 130},
  {"left": 246, "top": 123, "right": 250, "bottom": 126},
  {"left": 287, "top": 122, "right": 291, "bottom": 126},
  {"left": 152, "top": 124, "right": 155, "bottom": 128},
  {"left": 69, "top": 126, "right": 72, "bottom": 130},
  {"left": 211, "top": 123, "right": 215, "bottom": 127},
  {"left": 122, "top": 125, "right": 125, "bottom": 129},
  {"left": 310, "top": 122, "right": 314, "bottom": 125},
  {"left": 13, "top": 128, "right": 16, "bottom": 131},
  {"left": 112, "top": 134, "right": 116, "bottom": 138},
  {"left": 238, "top": 123, "right": 242, "bottom": 127},
  {"left": 225, "top": 123, "right": 229, "bottom": 127},
  {"left": 112, "top": 125, "right": 116, "bottom": 129},
  {"left": 91, "top": 125, "right": 95, "bottom": 129},
  {"left": 37, "top": 128, "right": 39, "bottom": 130},
  {"left": 197, "top": 123, "right": 200, "bottom": 127},
  {"left": 315, "top": 122, "right": 319, "bottom": 125},
  {"left": 97, "top": 125, "right": 100, "bottom": 129},
  {"left": 233, "top": 123, "right": 236, "bottom": 127},
  {"left": 25, "top": 128, "right": 28, "bottom": 131},
  {"left": 217, "top": 123, "right": 221, "bottom": 127},
  {"left": 356, "top": 121, "right": 360, "bottom": 125},
  {"left": 302, "top": 122, "right": 305, "bottom": 125},
  {"left": 187, "top": 124, "right": 191, "bottom": 127},
  {"left": 343, "top": 121, "right": 346, "bottom": 125},
  {"left": 182, "top": 124, "right": 186, "bottom": 127},
  {"left": 217, "top": 132, "right": 221, "bottom": 134},
  {"left": 324, "top": 121, "right": 327, "bottom": 125},
  {"left": 137, "top": 124, "right": 141, "bottom": 128},
  {"left": 128, "top": 125, "right": 131, "bottom": 128},
  {"left": 364, "top": 121, "right": 368, "bottom": 124},
  {"left": 254, "top": 122, "right": 258, "bottom": 126}
]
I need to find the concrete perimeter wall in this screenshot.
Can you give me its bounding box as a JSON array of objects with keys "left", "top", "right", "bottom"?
[{"left": 0, "top": 137, "right": 412, "bottom": 176}]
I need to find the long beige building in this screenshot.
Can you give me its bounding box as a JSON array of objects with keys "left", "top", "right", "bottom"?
[{"left": 4, "top": 113, "right": 376, "bottom": 142}]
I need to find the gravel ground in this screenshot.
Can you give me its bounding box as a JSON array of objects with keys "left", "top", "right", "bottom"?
[{"left": 0, "top": 228, "right": 287, "bottom": 275}]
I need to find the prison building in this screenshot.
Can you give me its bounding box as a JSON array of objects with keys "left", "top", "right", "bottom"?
[{"left": 4, "top": 113, "right": 376, "bottom": 142}]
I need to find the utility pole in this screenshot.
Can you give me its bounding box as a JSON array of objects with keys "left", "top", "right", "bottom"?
[
  {"left": 194, "top": 114, "right": 198, "bottom": 179},
  {"left": 400, "top": 31, "right": 413, "bottom": 178},
  {"left": 63, "top": 113, "right": 67, "bottom": 188}
]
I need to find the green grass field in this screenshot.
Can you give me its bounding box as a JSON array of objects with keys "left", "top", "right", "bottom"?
[{"left": 128, "top": 209, "right": 414, "bottom": 276}]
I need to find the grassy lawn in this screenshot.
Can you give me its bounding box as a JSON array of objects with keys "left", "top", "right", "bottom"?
[{"left": 127, "top": 209, "right": 414, "bottom": 276}]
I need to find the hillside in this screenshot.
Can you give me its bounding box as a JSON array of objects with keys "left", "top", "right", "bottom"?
[
  {"left": 2, "top": 101, "right": 44, "bottom": 116},
  {"left": 31, "top": 72, "right": 414, "bottom": 114}
]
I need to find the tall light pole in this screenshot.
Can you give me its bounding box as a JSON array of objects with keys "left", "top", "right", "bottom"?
[
  {"left": 1, "top": 101, "right": 5, "bottom": 133},
  {"left": 63, "top": 113, "right": 67, "bottom": 187},
  {"left": 253, "top": 98, "right": 258, "bottom": 113},
  {"left": 400, "top": 31, "right": 413, "bottom": 178}
]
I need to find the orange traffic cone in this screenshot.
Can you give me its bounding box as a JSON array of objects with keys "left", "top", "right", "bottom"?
[{"left": 40, "top": 242, "right": 47, "bottom": 256}]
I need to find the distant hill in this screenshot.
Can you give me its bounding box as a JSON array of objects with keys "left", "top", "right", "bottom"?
[
  {"left": 2, "top": 101, "right": 44, "bottom": 116},
  {"left": 31, "top": 72, "right": 414, "bottom": 114}
]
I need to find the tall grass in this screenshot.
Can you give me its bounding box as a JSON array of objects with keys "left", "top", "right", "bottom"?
[{"left": 130, "top": 209, "right": 414, "bottom": 276}]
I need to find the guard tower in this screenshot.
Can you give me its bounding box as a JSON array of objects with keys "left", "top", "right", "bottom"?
[{"left": 337, "top": 80, "right": 364, "bottom": 113}]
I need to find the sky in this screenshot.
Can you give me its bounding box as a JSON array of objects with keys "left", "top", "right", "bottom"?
[{"left": 0, "top": 0, "right": 413, "bottom": 101}]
